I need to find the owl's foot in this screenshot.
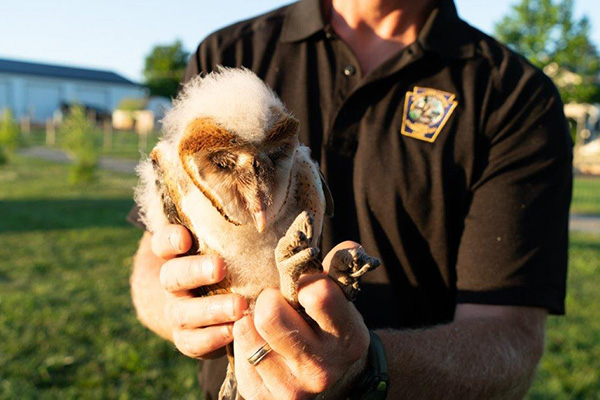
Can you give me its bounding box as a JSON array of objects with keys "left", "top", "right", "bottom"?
[
  {"left": 327, "top": 247, "right": 380, "bottom": 302},
  {"left": 275, "top": 211, "right": 322, "bottom": 307}
]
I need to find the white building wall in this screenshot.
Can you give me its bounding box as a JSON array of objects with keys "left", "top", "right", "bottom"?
[
  {"left": 0, "top": 78, "right": 9, "bottom": 111},
  {"left": 25, "top": 80, "right": 62, "bottom": 120},
  {"left": 76, "top": 83, "right": 110, "bottom": 109},
  {"left": 63, "top": 82, "right": 78, "bottom": 104},
  {"left": 11, "top": 77, "right": 27, "bottom": 117},
  {"left": 0, "top": 72, "right": 145, "bottom": 123}
]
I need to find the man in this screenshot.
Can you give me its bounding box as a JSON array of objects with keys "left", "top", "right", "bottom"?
[{"left": 130, "top": 0, "right": 572, "bottom": 398}]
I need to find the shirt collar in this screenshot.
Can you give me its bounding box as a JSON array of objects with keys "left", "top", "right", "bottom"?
[
  {"left": 280, "top": 0, "right": 476, "bottom": 59},
  {"left": 280, "top": 0, "right": 326, "bottom": 43},
  {"left": 417, "top": 0, "right": 476, "bottom": 59}
]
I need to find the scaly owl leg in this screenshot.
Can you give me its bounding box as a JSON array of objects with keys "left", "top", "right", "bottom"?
[
  {"left": 275, "top": 211, "right": 322, "bottom": 308},
  {"left": 327, "top": 247, "right": 381, "bottom": 302}
]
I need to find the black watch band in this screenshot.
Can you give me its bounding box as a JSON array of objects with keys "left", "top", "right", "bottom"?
[{"left": 349, "top": 330, "right": 389, "bottom": 400}]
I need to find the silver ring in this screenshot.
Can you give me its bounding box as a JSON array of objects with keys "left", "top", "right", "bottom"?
[{"left": 247, "top": 343, "right": 272, "bottom": 366}]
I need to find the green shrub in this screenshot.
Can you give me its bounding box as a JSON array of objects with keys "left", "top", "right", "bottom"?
[
  {"left": 0, "top": 109, "right": 21, "bottom": 164},
  {"left": 60, "top": 106, "right": 102, "bottom": 184},
  {"left": 117, "top": 97, "right": 147, "bottom": 111}
]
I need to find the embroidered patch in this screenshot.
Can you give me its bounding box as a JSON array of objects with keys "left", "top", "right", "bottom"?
[{"left": 401, "top": 87, "right": 458, "bottom": 143}]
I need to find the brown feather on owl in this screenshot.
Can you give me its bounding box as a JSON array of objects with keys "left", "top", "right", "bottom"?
[{"left": 134, "top": 67, "right": 379, "bottom": 400}]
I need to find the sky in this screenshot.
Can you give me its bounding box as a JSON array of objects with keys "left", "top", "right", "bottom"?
[{"left": 1, "top": 0, "right": 599, "bottom": 83}]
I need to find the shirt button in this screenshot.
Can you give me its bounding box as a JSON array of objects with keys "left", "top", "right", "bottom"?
[{"left": 343, "top": 65, "right": 356, "bottom": 76}]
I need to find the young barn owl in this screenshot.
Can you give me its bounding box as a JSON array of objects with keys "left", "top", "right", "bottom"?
[{"left": 134, "top": 67, "right": 379, "bottom": 399}]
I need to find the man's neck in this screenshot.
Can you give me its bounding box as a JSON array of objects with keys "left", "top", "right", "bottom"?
[{"left": 327, "top": 0, "right": 438, "bottom": 76}]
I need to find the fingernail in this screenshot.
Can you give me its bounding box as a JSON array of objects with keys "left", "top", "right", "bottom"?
[
  {"left": 202, "top": 257, "right": 215, "bottom": 280},
  {"left": 168, "top": 231, "right": 180, "bottom": 252}
]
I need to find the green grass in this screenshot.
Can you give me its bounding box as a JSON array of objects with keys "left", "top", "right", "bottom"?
[
  {"left": 571, "top": 176, "right": 600, "bottom": 216},
  {"left": 527, "top": 232, "right": 600, "bottom": 399},
  {"left": 26, "top": 128, "right": 159, "bottom": 161},
  {"left": 0, "top": 155, "right": 599, "bottom": 399},
  {"left": 0, "top": 156, "right": 201, "bottom": 399}
]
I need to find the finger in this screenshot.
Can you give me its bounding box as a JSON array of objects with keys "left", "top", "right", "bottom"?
[
  {"left": 233, "top": 316, "right": 288, "bottom": 399},
  {"left": 233, "top": 317, "right": 273, "bottom": 399},
  {"left": 322, "top": 240, "right": 361, "bottom": 274},
  {"left": 151, "top": 224, "right": 193, "bottom": 259},
  {"left": 166, "top": 294, "right": 247, "bottom": 329},
  {"left": 160, "top": 255, "right": 226, "bottom": 293},
  {"left": 254, "top": 289, "right": 318, "bottom": 359},
  {"left": 297, "top": 274, "right": 362, "bottom": 336},
  {"left": 173, "top": 323, "right": 233, "bottom": 359}
]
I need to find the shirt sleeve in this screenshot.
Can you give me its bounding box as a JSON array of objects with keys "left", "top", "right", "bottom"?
[{"left": 455, "top": 71, "right": 573, "bottom": 315}]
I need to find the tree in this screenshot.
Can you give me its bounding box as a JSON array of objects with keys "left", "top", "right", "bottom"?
[
  {"left": 0, "top": 109, "right": 21, "bottom": 165},
  {"left": 61, "top": 106, "right": 102, "bottom": 184},
  {"left": 494, "top": 0, "right": 600, "bottom": 103},
  {"left": 143, "top": 40, "right": 189, "bottom": 98}
]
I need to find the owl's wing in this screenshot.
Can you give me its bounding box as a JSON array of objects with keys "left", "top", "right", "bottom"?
[
  {"left": 291, "top": 145, "right": 331, "bottom": 247},
  {"left": 318, "top": 168, "right": 334, "bottom": 217}
]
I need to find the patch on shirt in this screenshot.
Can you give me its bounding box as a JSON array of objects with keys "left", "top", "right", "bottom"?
[{"left": 401, "top": 87, "right": 458, "bottom": 143}]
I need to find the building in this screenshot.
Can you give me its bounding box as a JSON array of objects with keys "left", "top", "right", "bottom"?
[{"left": 0, "top": 57, "right": 146, "bottom": 123}]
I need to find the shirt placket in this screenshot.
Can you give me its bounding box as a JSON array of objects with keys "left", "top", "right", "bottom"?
[
  {"left": 322, "top": 25, "right": 362, "bottom": 156},
  {"left": 323, "top": 28, "right": 427, "bottom": 157}
]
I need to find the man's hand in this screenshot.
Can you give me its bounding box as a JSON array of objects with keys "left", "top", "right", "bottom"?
[
  {"left": 132, "top": 225, "right": 248, "bottom": 359},
  {"left": 233, "top": 241, "right": 370, "bottom": 399}
]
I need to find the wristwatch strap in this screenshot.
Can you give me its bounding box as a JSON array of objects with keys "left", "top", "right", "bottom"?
[{"left": 349, "top": 330, "right": 389, "bottom": 400}]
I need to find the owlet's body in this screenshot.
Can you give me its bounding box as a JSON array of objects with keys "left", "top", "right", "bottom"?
[
  {"left": 135, "top": 68, "right": 379, "bottom": 400},
  {"left": 135, "top": 67, "right": 332, "bottom": 304}
]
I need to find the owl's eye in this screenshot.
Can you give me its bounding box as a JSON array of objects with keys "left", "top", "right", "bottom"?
[
  {"left": 268, "top": 150, "right": 285, "bottom": 163},
  {"left": 267, "top": 143, "right": 293, "bottom": 164},
  {"left": 211, "top": 152, "right": 237, "bottom": 170}
]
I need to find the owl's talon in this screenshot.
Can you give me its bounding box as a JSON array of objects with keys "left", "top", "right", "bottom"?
[
  {"left": 328, "top": 247, "right": 380, "bottom": 301},
  {"left": 349, "top": 263, "right": 374, "bottom": 278},
  {"left": 276, "top": 211, "right": 315, "bottom": 261},
  {"left": 276, "top": 211, "right": 321, "bottom": 306}
]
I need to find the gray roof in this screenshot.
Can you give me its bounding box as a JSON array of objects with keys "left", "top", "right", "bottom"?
[{"left": 0, "top": 57, "right": 139, "bottom": 86}]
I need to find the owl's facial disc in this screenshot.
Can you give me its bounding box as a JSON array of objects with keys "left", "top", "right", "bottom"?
[{"left": 179, "top": 115, "right": 299, "bottom": 231}]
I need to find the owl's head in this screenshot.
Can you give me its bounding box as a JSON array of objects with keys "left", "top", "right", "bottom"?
[{"left": 161, "top": 67, "right": 300, "bottom": 232}]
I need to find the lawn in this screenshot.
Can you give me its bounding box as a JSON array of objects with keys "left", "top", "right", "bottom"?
[
  {"left": 527, "top": 232, "right": 600, "bottom": 399},
  {"left": 0, "top": 155, "right": 598, "bottom": 399},
  {"left": 0, "top": 156, "right": 201, "bottom": 399},
  {"left": 571, "top": 175, "right": 600, "bottom": 215}
]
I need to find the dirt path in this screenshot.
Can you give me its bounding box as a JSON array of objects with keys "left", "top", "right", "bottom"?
[
  {"left": 570, "top": 214, "right": 600, "bottom": 234},
  {"left": 18, "top": 146, "right": 138, "bottom": 174}
]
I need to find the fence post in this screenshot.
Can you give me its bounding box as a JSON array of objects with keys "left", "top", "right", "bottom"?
[
  {"left": 46, "top": 118, "right": 55, "bottom": 146},
  {"left": 103, "top": 120, "right": 112, "bottom": 151},
  {"left": 20, "top": 116, "right": 31, "bottom": 136}
]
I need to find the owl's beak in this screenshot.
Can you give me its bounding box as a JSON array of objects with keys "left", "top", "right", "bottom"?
[
  {"left": 253, "top": 210, "right": 267, "bottom": 233},
  {"left": 251, "top": 192, "right": 269, "bottom": 233}
]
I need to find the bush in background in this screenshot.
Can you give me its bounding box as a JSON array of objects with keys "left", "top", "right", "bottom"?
[
  {"left": 117, "top": 97, "right": 147, "bottom": 111},
  {"left": 0, "top": 109, "right": 21, "bottom": 164},
  {"left": 61, "top": 105, "right": 102, "bottom": 184}
]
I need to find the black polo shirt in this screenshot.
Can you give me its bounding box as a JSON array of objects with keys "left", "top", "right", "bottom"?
[
  {"left": 177, "top": 0, "right": 571, "bottom": 329},
  {"left": 130, "top": 0, "right": 572, "bottom": 397}
]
